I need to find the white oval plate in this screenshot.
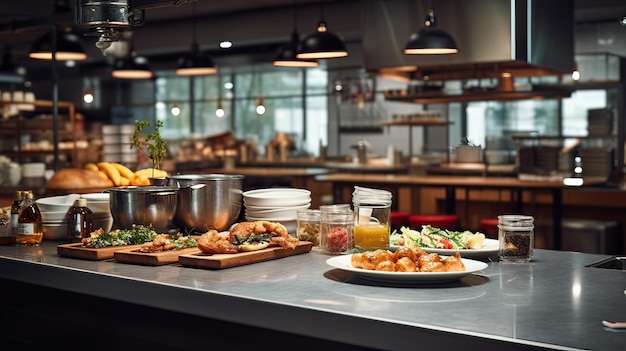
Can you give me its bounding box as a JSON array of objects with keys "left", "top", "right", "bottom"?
[
  {"left": 326, "top": 254, "right": 488, "bottom": 284},
  {"left": 391, "top": 238, "right": 499, "bottom": 259}
]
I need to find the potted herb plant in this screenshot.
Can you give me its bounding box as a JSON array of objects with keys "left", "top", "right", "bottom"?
[{"left": 131, "top": 120, "right": 168, "bottom": 181}]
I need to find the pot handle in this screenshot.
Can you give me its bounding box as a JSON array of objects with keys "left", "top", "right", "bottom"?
[{"left": 151, "top": 191, "right": 178, "bottom": 196}]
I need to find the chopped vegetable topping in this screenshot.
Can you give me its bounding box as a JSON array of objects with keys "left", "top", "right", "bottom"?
[
  {"left": 82, "top": 225, "right": 159, "bottom": 248},
  {"left": 390, "top": 225, "right": 485, "bottom": 250}
]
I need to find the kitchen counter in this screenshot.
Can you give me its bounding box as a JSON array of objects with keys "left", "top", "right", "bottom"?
[{"left": 0, "top": 242, "right": 624, "bottom": 350}]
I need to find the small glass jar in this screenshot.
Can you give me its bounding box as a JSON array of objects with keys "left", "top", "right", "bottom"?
[
  {"left": 498, "top": 214, "right": 534, "bottom": 262},
  {"left": 296, "top": 209, "right": 321, "bottom": 246},
  {"left": 320, "top": 207, "right": 353, "bottom": 254},
  {"left": 352, "top": 187, "right": 392, "bottom": 250}
]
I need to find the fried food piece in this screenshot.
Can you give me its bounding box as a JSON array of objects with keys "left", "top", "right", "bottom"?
[
  {"left": 375, "top": 260, "right": 397, "bottom": 272},
  {"left": 393, "top": 246, "right": 420, "bottom": 262},
  {"left": 197, "top": 230, "right": 238, "bottom": 254},
  {"left": 443, "top": 252, "right": 466, "bottom": 272},
  {"left": 139, "top": 234, "right": 175, "bottom": 252},
  {"left": 417, "top": 252, "right": 441, "bottom": 268},
  {"left": 230, "top": 221, "right": 299, "bottom": 250},
  {"left": 420, "top": 261, "right": 446, "bottom": 272},
  {"left": 396, "top": 256, "right": 417, "bottom": 272},
  {"left": 362, "top": 249, "right": 394, "bottom": 270},
  {"left": 351, "top": 252, "right": 365, "bottom": 269}
]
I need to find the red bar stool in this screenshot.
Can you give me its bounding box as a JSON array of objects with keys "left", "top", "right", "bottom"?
[
  {"left": 480, "top": 218, "right": 499, "bottom": 239},
  {"left": 408, "top": 214, "right": 459, "bottom": 230},
  {"left": 390, "top": 211, "right": 410, "bottom": 232}
]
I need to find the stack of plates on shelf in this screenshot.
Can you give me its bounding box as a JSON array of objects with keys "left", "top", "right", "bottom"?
[
  {"left": 587, "top": 108, "right": 613, "bottom": 136},
  {"left": 580, "top": 148, "right": 614, "bottom": 179},
  {"left": 37, "top": 193, "right": 113, "bottom": 241},
  {"left": 242, "top": 188, "right": 311, "bottom": 234}
]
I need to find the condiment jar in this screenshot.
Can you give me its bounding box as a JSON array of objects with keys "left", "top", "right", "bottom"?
[
  {"left": 67, "top": 198, "right": 94, "bottom": 243},
  {"left": 352, "top": 187, "right": 392, "bottom": 250},
  {"left": 296, "top": 209, "right": 321, "bottom": 246},
  {"left": 498, "top": 214, "right": 534, "bottom": 262},
  {"left": 319, "top": 206, "right": 353, "bottom": 254}
]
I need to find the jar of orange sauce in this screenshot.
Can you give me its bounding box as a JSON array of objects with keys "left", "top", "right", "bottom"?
[{"left": 352, "top": 187, "right": 392, "bottom": 250}]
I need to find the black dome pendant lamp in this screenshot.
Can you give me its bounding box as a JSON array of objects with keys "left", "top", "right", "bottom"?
[
  {"left": 404, "top": 1, "right": 458, "bottom": 55},
  {"left": 176, "top": 2, "right": 217, "bottom": 76},
  {"left": 297, "top": 0, "right": 348, "bottom": 59},
  {"left": 29, "top": 28, "right": 88, "bottom": 61},
  {"left": 273, "top": 0, "right": 318, "bottom": 67}
]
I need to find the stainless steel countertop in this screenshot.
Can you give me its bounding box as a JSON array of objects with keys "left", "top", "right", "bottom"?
[{"left": 0, "top": 242, "right": 624, "bottom": 350}]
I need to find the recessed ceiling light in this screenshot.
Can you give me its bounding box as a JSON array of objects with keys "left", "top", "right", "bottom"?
[{"left": 220, "top": 41, "right": 232, "bottom": 49}]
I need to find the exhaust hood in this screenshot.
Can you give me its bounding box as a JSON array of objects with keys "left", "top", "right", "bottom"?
[{"left": 362, "top": 0, "right": 575, "bottom": 81}]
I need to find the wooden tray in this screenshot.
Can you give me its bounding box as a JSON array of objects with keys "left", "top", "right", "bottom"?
[
  {"left": 179, "top": 241, "right": 313, "bottom": 270},
  {"left": 57, "top": 243, "right": 144, "bottom": 261},
  {"left": 114, "top": 247, "right": 202, "bottom": 266}
]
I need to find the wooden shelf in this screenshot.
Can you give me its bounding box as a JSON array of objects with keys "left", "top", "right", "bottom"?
[
  {"left": 384, "top": 84, "right": 573, "bottom": 104},
  {"left": 381, "top": 120, "right": 453, "bottom": 127},
  {"left": 0, "top": 100, "right": 78, "bottom": 168}
]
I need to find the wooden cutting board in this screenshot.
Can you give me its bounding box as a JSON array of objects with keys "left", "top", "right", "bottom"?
[
  {"left": 114, "top": 247, "right": 202, "bottom": 266},
  {"left": 57, "top": 243, "right": 144, "bottom": 261},
  {"left": 179, "top": 241, "right": 313, "bottom": 270}
]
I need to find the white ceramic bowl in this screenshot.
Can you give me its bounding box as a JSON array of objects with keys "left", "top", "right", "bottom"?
[
  {"left": 80, "top": 193, "right": 111, "bottom": 213},
  {"left": 41, "top": 210, "right": 69, "bottom": 222},
  {"left": 42, "top": 222, "right": 67, "bottom": 240},
  {"left": 93, "top": 213, "right": 113, "bottom": 232},
  {"left": 243, "top": 188, "right": 311, "bottom": 207},
  {"left": 42, "top": 213, "right": 113, "bottom": 241},
  {"left": 36, "top": 194, "right": 81, "bottom": 212},
  {"left": 245, "top": 203, "right": 310, "bottom": 219}
]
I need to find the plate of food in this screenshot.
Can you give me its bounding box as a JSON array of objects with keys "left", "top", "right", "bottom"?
[
  {"left": 326, "top": 248, "right": 488, "bottom": 284},
  {"left": 390, "top": 225, "right": 499, "bottom": 258}
]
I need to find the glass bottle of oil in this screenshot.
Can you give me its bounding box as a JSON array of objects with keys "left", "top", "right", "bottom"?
[
  {"left": 4, "top": 191, "right": 24, "bottom": 244},
  {"left": 17, "top": 192, "right": 43, "bottom": 246},
  {"left": 67, "top": 198, "right": 93, "bottom": 243}
]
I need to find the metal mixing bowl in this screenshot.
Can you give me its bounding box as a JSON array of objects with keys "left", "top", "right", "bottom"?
[
  {"left": 168, "top": 174, "right": 244, "bottom": 233},
  {"left": 105, "top": 186, "right": 179, "bottom": 233}
]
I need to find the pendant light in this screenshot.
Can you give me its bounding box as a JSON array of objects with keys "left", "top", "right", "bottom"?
[
  {"left": 403, "top": 1, "right": 458, "bottom": 55},
  {"left": 112, "top": 49, "right": 153, "bottom": 79},
  {"left": 29, "top": 28, "right": 88, "bottom": 61},
  {"left": 256, "top": 98, "right": 266, "bottom": 115},
  {"left": 83, "top": 88, "right": 94, "bottom": 104},
  {"left": 176, "top": 2, "right": 217, "bottom": 76},
  {"left": 297, "top": 0, "right": 348, "bottom": 59},
  {"left": 216, "top": 74, "right": 225, "bottom": 117},
  {"left": 216, "top": 98, "right": 225, "bottom": 117},
  {"left": 273, "top": 0, "right": 318, "bottom": 67}
]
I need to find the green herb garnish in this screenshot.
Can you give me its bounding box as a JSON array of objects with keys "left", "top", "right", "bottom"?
[{"left": 132, "top": 120, "right": 167, "bottom": 171}]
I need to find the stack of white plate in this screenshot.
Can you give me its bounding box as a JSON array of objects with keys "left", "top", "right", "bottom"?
[
  {"left": 36, "top": 193, "right": 113, "bottom": 241},
  {"left": 243, "top": 188, "right": 311, "bottom": 234}
]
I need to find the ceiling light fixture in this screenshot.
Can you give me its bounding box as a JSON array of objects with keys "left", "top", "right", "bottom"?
[
  {"left": 112, "top": 49, "right": 153, "bottom": 79},
  {"left": 29, "top": 29, "right": 88, "bottom": 61},
  {"left": 216, "top": 98, "right": 225, "bottom": 118},
  {"left": 297, "top": 0, "right": 348, "bottom": 59},
  {"left": 83, "top": 89, "right": 94, "bottom": 104},
  {"left": 171, "top": 103, "right": 181, "bottom": 116},
  {"left": 256, "top": 98, "right": 266, "bottom": 115},
  {"left": 273, "top": 0, "right": 319, "bottom": 67},
  {"left": 176, "top": 2, "right": 217, "bottom": 76},
  {"left": 404, "top": 1, "right": 458, "bottom": 55}
]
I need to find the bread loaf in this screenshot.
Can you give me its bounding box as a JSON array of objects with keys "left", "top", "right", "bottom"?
[{"left": 47, "top": 168, "right": 114, "bottom": 190}]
